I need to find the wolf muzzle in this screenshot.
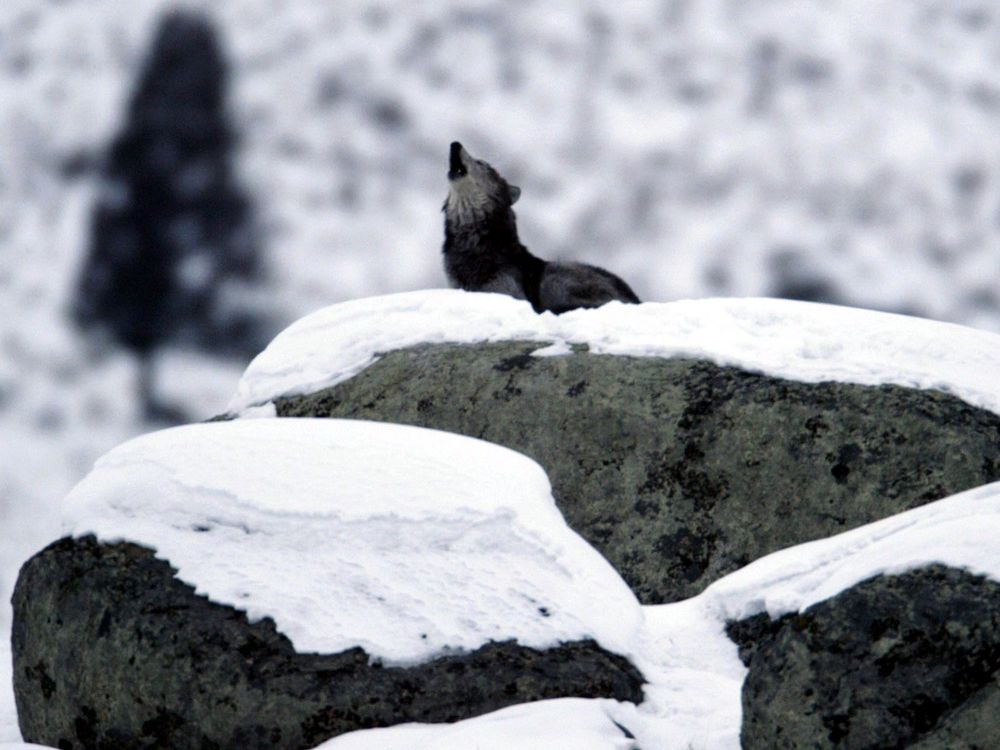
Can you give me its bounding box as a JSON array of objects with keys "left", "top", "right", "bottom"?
[{"left": 448, "top": 141, "right": 467, "bottom": 180}]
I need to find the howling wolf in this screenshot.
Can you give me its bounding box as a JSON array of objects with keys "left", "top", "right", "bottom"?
[{"left": 442, "top": 142, "right": 639, "bottom": 313}]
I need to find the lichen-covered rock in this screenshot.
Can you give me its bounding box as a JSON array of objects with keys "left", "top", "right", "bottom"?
[
  {"left": 275, "top": 342, "right": 1000, "bottom": 603},
  {"left": 730, "top": 565, "right": 1000, "bottom": 749},
  {"left": 12, "top": 536, "right": 644, "bottom": 750}
]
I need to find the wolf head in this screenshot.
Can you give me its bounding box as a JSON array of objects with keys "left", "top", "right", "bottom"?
[{"left": 444, "top": 142, "right": 521, "bottom": 224}]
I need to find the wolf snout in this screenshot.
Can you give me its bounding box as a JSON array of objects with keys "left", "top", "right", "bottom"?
[{"left": 448, "top": 141, "right": 468, "bottom": 180}]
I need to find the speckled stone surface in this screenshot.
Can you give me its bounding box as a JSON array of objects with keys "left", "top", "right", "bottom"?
[
  {"left": 12, "top": 536, "right": 644, "bottom": 750},
  {"left": 276, "top": 341, "right": 1000, "bottom": 603},
  {"left": 730, "top": 565, "right": 1000, "bottom": 750}
]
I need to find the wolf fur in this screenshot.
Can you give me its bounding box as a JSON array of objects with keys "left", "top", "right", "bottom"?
[{"left": 442, "top": 142, "right": 640, "bottom": 313}]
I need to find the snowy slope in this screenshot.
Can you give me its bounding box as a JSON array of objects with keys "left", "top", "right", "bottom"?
[
  {"left": 228, "top": 290, "right": 1000, "bottom": 417},
  {"left": 7, "top": 0, "right": 1000, "bottom": 598},
  {"left": 56, "top": 417, "right": 1000, "bottom": 749}
]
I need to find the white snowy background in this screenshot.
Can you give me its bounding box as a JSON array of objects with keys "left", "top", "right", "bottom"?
[{"left": 4, "top": 0, "right": 1000, "bottom": 744}]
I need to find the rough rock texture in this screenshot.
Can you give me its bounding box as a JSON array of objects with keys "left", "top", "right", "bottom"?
[
  {"left": 729, "top": 565, "right": 1000, "bottom": 750},
  {"left": 12, "top": 536, "right": 644, "bottom": 750},
  {"left": 275, "top": 342, "right": 1000, "bottom": 603}
]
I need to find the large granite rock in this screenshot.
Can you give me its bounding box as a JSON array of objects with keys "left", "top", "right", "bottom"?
[
  {"left": 729, "top": 565, "right": 1000, "bottom": 749},
  {"left": 275, "top": 341, "right": 1000, "bottom": 603},
  {"left": 12, "top": 536, "right": 644, "bottom": 750}
]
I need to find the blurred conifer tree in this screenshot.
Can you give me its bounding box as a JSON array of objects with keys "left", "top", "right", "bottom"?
[{"left": 74, "top": 9, "right": 268, "bottom": 421}]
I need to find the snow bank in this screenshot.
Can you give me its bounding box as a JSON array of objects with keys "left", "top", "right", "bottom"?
[
  {"left": 226, "top": 290, "right": 1000, "bottom": 417},
  {"left": 318, "top": 698, "right": 637, "bottom": 750},
  {"left": 62, "top": 418, "right": 642, "bottom": 662}
]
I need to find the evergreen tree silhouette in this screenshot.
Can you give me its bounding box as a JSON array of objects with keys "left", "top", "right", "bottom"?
[{"left": 73, "top": 9, "right": 266, "bottom": 422}]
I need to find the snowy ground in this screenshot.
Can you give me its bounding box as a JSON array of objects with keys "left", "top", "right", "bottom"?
[
  {"left": 50, "top": 417, "right": 1000, "bottom": 748},
  {"left": 316, "top": 698, "right": 640, "bottom": 750}
]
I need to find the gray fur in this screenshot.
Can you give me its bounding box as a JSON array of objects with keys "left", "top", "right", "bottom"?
[
  {"left": 540, "top": 262, "right": 641, "bottom": 314},
  {"left": 479, "top": 272, "right": 528, "bottom": 300},
  {"left": 443, "top": 142, "right": 639, "bottom": 314}
]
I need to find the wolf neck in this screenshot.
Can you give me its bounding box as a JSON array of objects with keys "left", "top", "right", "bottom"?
[
  {"left": 444, "top": 203, "right": 532, "bottom": 278},
  {"left": 446, "top": 202, "right": 520, "bottom": 253},
  {"left": 443, "top": 202, "right": 546, "bottom": 307}
]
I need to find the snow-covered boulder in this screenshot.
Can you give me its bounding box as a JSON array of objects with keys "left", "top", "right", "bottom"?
[
  {"left": 227, "top": 291, "right": 1000, "bottom": 603},
  {"left": 317, "top": 479, "right": 1000, "bottom": 750},
  {"left": 732, "top": 565, "right": 1000, "bottom": 749},
  {"left": 13, "top": 291, "right": 1000, "bottom": 749},
  {"left": 12, "top": 416, "right": 1000, "bottom": 748},
  {"left": 12, "top": 420, "right": 643, "bottom": 749}
]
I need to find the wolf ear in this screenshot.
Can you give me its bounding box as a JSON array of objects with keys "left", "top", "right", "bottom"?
[{"left": 508, "top": 185, "right": 521, "bottom": 204}]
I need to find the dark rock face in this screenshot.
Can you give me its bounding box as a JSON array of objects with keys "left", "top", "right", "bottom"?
[
  {"left": 730, "top": 565, "right": 1000, "bottom": 749},
  {"left": 12, "top": 536, "right": 644, "bottom": 750},
  {"left": 275, "top": 342, "right": 1000, "bottom": 603}
]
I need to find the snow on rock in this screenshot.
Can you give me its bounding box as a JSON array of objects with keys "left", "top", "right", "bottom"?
[
  {"left": 226, "top": 290, "right": 1000, "bottom": 417},
  {"left": 610, "top": 479, "right": 1000, "bottom": 749},
  {"left": 61, "top": 418, "right": 642, "bottom": 662},
  {"left": 19, "top": 289, "right": 1000, "bottom": 748},
  {"left": 702, "top": 479, "right": 1000, "bottom": 622},
  {"left": 317, "top": 698, "right": 638, "bottom": 750},
  {"left": 308, "top": 480, "right": 1000, "bottom": 750}
]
